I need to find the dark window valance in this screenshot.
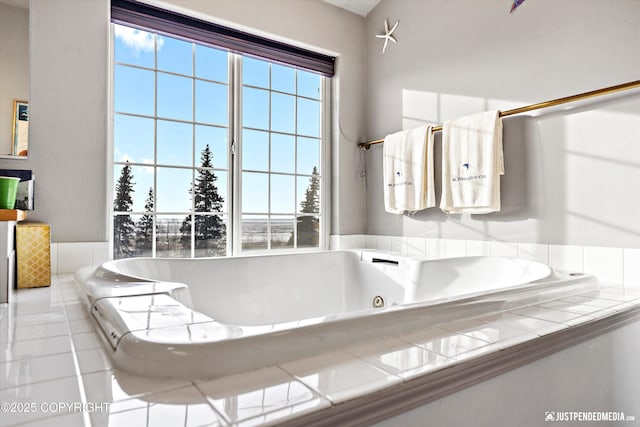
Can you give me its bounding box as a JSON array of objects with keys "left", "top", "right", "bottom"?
[{"left": 111, "top": 0, "right": 335, "bottom": 76}]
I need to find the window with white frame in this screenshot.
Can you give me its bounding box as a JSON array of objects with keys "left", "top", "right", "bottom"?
[
  {"left": 240, "top": 57, "right": 323, "bottom": 251},
  {"left": 112, "top": 23, "right": 326, "bottom": 259}
]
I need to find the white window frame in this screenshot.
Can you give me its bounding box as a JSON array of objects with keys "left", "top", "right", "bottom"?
[{"left": 108, "top": 23, "right": 330, "bottom": 259}]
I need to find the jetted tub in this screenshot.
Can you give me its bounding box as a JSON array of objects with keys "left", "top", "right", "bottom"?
[{"left": 75, "top": 250, "right": 598, "bottom": 379}]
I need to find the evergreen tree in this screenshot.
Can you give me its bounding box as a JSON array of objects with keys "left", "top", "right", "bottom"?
[
  {"left": 292, "top": 167, "right": 320, "bottom": 247},
  {"left": 180, "top": 144, "right": 226, "bottom": 256},
  {"left": 136, "top": 187, "right": 155, "bottom": 256},
  {"left": 113, "top": 162, "right": 136, "bottom": 259}
]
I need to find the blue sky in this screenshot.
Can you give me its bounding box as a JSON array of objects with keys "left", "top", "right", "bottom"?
[{"left": 113, "top": 24, "right": 321, "bottom": 216}]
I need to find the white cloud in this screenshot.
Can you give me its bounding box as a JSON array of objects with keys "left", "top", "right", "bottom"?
[
  {"left": 115, "top": 148, "right": 134, "bottom": 163},
  {"left": 114, "top": 25, "right": 163, "bottom": 55},
  {"left": 141, "top": 161, "right": 155, "bottom": 173}
]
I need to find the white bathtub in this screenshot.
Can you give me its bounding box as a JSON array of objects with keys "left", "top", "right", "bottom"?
[{"left": 75, "top": 250, "right": 598, "bottom": 379}]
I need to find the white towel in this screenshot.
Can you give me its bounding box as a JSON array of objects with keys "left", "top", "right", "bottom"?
[
  {"left": 383, "top": 126, "right": 435, "bottom": 214},
  {"left": 440, "top": 110, "right": 503, "bottom": 214}
]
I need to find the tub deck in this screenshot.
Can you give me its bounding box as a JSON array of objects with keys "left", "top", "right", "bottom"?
[
  {"left": 5, "top": 272, "right": 640, "bottom": 427},
  {"left": 70, "top": 250, "right": 640, "bottom": 425}
]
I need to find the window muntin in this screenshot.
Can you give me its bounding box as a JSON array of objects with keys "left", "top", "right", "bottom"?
[
  {"left": 239, "top": 56, "right": 322, "bottom": 252},
  {"left": 112, "top": 23, "right": 325, "bottom": 259},
  {"left": 113, "top": 25, "right": 230, "bottom": 259}
]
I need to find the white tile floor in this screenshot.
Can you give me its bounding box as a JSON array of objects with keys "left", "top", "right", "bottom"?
[{"left": 1, "top": 275, "right": 640, "bottom": 426}]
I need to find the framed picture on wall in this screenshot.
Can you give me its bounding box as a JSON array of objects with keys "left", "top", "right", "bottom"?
[{"left": 12, "top": 100, "right": 28, "bottom": 157}]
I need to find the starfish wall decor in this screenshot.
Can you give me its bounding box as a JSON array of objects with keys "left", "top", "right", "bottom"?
[
  {"left": 376, "top": 19, "right": 399, "bottom": 54},
  {"left": 510, "top": 0, "right": 527, "bottom": 13}
]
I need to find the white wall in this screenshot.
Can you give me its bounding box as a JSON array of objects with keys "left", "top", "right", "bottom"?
[
  {"left": 364, "top": 0, "right": 640, "bottom": 248},
  {"left": 0, "top": 2, "right": 28, "bottom": 156},
  {"left": 25, "top": 0, "right": 367, "bottom": 243},
  {"left": 28, "top": 0, "right": 109, "bottom": 242}
]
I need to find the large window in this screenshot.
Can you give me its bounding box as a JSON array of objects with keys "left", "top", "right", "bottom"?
[{"left": 112, "top": 24, "right": 326, "bottom": 259}]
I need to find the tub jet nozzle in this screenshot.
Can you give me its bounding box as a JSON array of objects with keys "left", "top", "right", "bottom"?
[{"left": 372, "top": 295, "right": 385, "bottom": 308}]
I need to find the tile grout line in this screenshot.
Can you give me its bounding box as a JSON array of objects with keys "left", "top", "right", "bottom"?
[
  {"left": 394, "top": 333, "right": 460, "bottom": 361},
  {"left": 0, "top": 278, "right": 92, "bottom": 424},
  {"left": 622, "top": 248, "right": 625, "bottom": 285},
  {"left": 190, "top": 381, "right": 231, "bottom": 426},
  {"left": 343, "top": 340, "right": 455, "bottom": 381},
  {"left": 276, "top": 361, "right": 342, "bottom": 407},
  {"left": 506, "top": 309, "right": 577, "bottom": 327},
  {"left": 62, "top": 277, "right": 94, "bottom": 427}
]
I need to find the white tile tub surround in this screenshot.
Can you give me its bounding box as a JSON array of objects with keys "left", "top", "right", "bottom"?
[
  {"left": 426, "top": 238, "right": 446, "bottom": 259},
  {"left": 53, "top": 241, "right": 110, "bottom": 274},
  {"left": 444, "top": 239, "right": 467, "bottom": 258},
  {"left": 365, "top": 234, "right": 378, "bottom": 250},
  {"left": 57, "top": 242, "right": 93, "bottom": 274},
  {"left": 490, "top": 240, "right": 518, "bottom": 258},
  {"left": 2, "top": 266, "right": 640, "bottom": 425},
  {"left": 439, "top": 317, "right": 539, "bottom": 349},
  {"left": 351, "top": 234, "right": 366, "bottom": 250},
  {"left": 623, "top": 248, "right": 640, "bottom": 287},
  {"left": 344, "top": 337, "right": 455, "bottom": 381},
  {"left": 399, "top": 326, "right": 499, "bottom": 360},
  {"left": 403, "top": 237, "right": 426, "bottom": 258},
  {"left": 329, "top": 235, "right": 340, "bottom": 250},
  {"left": 196, "top": 366, "right": 331, "bottom": 425},
  {"left": 49, "top": 243, "right": 58, "bottom": 275},
  {"left": 517, "top": 243, "right": 549, "bottom": 264},
  {"left": 280, "top": 350, "right": 402, "bottom": 404},
  {"left": 376, "top": 235, "right": 393, "bottom": 253},
  {"left": 6, "top": 236, "right": 634, "bottom": 426},
  {"left": 466, "top": 239, "right": 491, "bottom": 256},
  {"left": 329, "top": 234, "right": 365, "bottom": 251},
  {"left": 51, "top": 237, "right": 640, "bottom": 288},
  {"left": 583, "top": 246, "right": 624, "bottom": 284},
  {"left": 390, "top": 236, "right": 402, "bottom": 255},
  {"left": 331, "top": 235, "right": 640, "bottom": 285},
  {"left": 549, "top": 244, "right": 584, "bottom": 273}
]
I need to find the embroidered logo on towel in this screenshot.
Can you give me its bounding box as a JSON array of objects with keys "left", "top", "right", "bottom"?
[
  {"left": 389, "top": 170, "right": 413, "bottom": 187},
  {"left": 389, "top": 181, "right": 413, "bottom": 187},
  {"left": 452, "top": 162, "right": 486, "bottom": 182}
]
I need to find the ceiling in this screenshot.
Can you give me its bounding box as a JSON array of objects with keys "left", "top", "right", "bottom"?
[
  {"left": 0, "top": 0, "right": 381, "bottom": 15},
  {"left": 322, "top": 0, "right": 382, "bottom": 17}
]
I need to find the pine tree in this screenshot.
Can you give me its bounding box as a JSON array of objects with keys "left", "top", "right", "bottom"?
[
  {"left": 136, "top": 187, "right": 155, "bottom": 256},
  {"left": 113, "top": 162, "right": 136, "bottom": 259},
  {"left": 293, "top": 167, "right": 320, "bottom": 247},
  {"left": 180, "top": 144, "right": 226, "bottom": 256}
]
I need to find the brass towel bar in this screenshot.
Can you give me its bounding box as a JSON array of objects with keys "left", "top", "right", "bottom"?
[{"left": 358, "top": 79, "right": 640, "bottom": 149}]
